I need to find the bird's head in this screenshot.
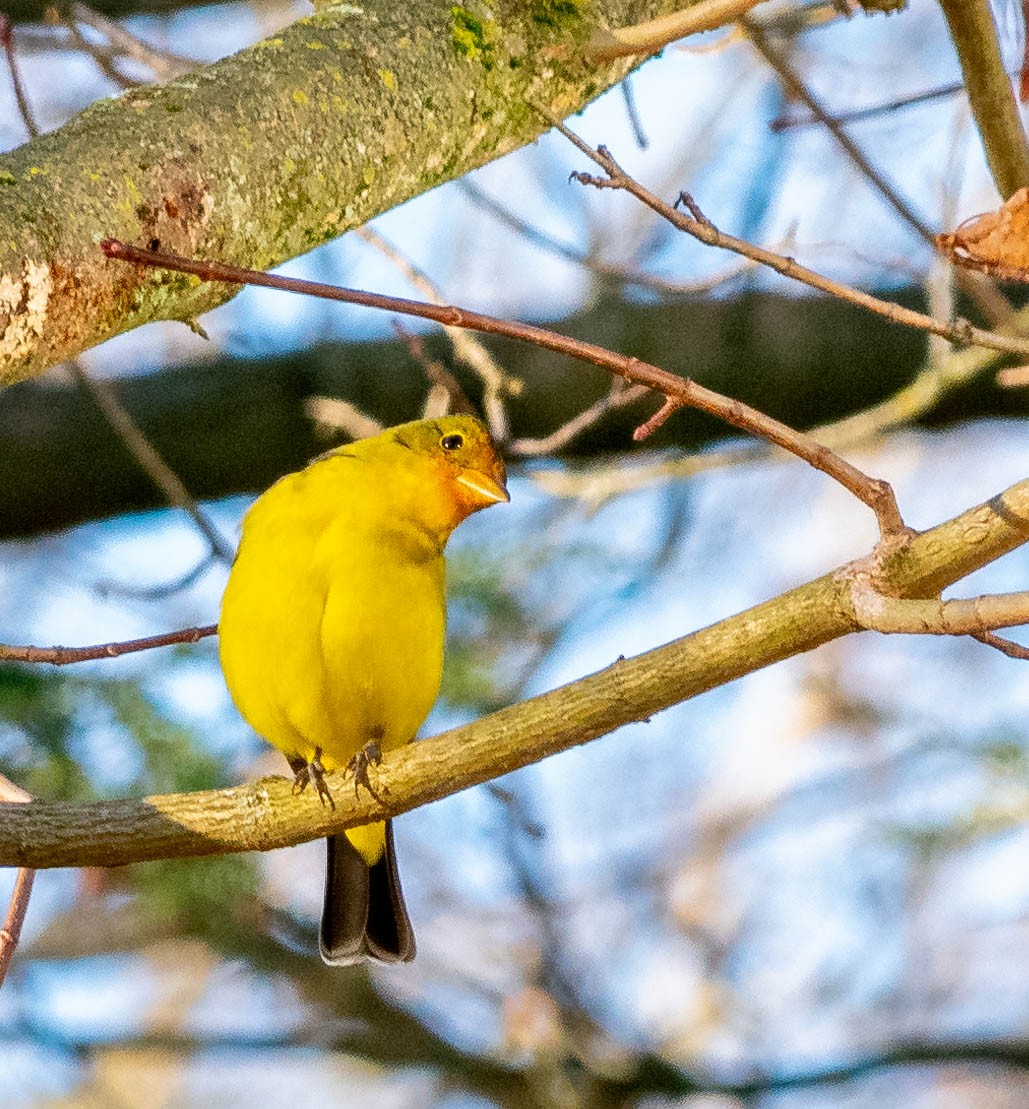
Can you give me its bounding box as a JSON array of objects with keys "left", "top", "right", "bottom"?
[{"left": 386, "top": 414, "right": 509, "bottom": 525}]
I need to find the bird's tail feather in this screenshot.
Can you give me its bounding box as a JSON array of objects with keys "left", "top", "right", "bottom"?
[{"left": 320, "top": 821, "right": 416, "bottom": 965}]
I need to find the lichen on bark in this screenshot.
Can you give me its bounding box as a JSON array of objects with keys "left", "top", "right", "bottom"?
[{"left": 0, "top": 0, "right": 670, "bottom": 385}]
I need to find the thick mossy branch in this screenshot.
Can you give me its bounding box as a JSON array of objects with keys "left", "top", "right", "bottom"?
[
  {"left": 2, "top": 476, "right": 1026, "bottom": 869},
  {"left": 0, "top": 0, "right": 683, "bottom": 385}
]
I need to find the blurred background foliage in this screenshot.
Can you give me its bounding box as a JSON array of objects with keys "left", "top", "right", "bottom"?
[{"left": 2, "top": 1, "right": 1029, "bottom": 1107}]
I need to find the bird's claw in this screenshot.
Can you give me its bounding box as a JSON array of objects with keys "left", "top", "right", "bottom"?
[
  {"left": 346, "top": 740, "right": 386, "bottom": 803},
  {"left": 287, "top": 748, "right": 335, "bottom": 810}
]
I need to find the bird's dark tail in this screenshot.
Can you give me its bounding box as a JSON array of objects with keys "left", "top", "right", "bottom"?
[{"left": 319, "top": 820, "right": 416, "bottom": 965}]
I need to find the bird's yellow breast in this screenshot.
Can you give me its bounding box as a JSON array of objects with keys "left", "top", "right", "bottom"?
[{"left": 219, "top": 452, "right": 447, "bottom": 770}]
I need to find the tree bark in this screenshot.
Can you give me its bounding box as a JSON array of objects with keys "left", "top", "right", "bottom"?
[{"left": 0, "top": 0, "right": 684, "bottom": 385}]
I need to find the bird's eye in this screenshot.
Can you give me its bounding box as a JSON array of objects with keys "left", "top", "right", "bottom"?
[{"left": 440, "top": 434, "right": 464, "bottom": 451}]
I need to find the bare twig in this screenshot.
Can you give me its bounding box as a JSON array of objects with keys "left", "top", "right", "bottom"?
[
  {"left": 971, "top": 631, "right": 1029, "bottom": 660},
  {"left": 548, "top": 119, "right": 1029, "bottom": 358},
  {"left": 0, "top": 624, "right": 216, "bottom": 666},
  {"left": 742, "top": 16, "right": 1012, "bottom": 323},
  {"left": 536, "top": 303, "right": 1029, "bottom": 503},
  {"left": 355, "top": 225, "right": 519, "bottom": 441},
  {"left": 588, "top": 0, "right": 771, "bottom": 59},
  {"left": 0, "top": 774, "right": 34, "bottom": 988},
  {"left": 101, "top": 238, "right": 907, "bottom": 537},
  {"left": 68, "top": 363, "right": 234, "bottom": 564},
  {"left": 744, "top": 18, "right": 937, "bottom": 243},
  {"left": 460, "top": 179, "right": 754, "bottom": 296},
  {"left": 620, "top": 77, "right": 649, "bottom": 149},
  {"left": 391, "top": 321, "right": 477, "bottom": 418},
  {"left": 508, "top": 380, "right": 650, "bottom": 456},
  {"left": 95, "top": 552, "right": 218, "bottom": 601},
  {"left": 59, "top": 10, "right": 136, "bottom": 88},
  {"left": 69, "top": 2, "right": 192, "bottom": 82},
  {"left": 771, "top": 79, "right": 969, "bottom": 133},
  {"left": 0, "top": 16, "right": 38, "bottom": 138}
]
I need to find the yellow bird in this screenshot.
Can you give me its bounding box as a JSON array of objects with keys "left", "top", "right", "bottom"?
[{"left": 219, "top": 415, "right": 508, "bottom": 964}]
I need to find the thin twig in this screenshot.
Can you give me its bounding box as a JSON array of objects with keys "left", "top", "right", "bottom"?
[
  {"left": 355, "top": 225, "right": 519, "bottom": 441},
  {"left": 69, "top": 2, "right": 192, "bottom": 82},
  {"left": 460, "top": 179, "right": 754, "bottom": 296},
  {"left": 971, "top": 631, "right": 1029, "bottom": 659},
  {"left": 770, "top": 79, "right": 970, "bottom": 133},
  {"left": 68, "top": 363, "right": 234, "bottom": 564},
  {"left": 508, "top": 381, "right": 650, "bottom": 456},
  {"left": 588, "top": 0, "right": 771, "bottom": 59},
  {"left": 742, "top": 16, "right": 1012, "bottom": 324},
  {"left": 391, "top": 321, "right": 477, "bottom": 417},
  {"left": 547, "top": 118, "right": 1029, "bottom": 358},
  {"left": 0, "top": 773, "right": 34, "bottom": 989},
  {"left": 744, "top": 18, "right": 937, "bottom": 243},
  {"left": 95, "top": 552, "right": 218, "bottom": 601},
  {"left": 0, "top": 624, "right": 216, "bottom": 666},
  {"left": 101, "top": 238, "right": 906, "bottom": 537},
  {"left": 620, "top": 77, "right": 649, "bottom": 149},
  {"left": 0, "top": 16, "right": 38, "bottom": 138},
  {"left": 59, "top": 11, "right": 136, "bottom": 88},
  {"left": 536, "top": 303, "right": 1029, "bottom": 503}
]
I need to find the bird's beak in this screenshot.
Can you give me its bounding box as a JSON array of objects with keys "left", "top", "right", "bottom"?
[{"left": 456, "top": 470, "right": 509, "bottom": 506}]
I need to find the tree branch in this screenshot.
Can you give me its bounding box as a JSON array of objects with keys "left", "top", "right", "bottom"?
[
  {"left": 938, "top": 0, "right": 1029, "bottom": 200},
  {"left": 100, "top": 238, "right": 908, "bottom": 537},
  {"left": 0, "top": 0, "right": 670, "bottom": 385},
  {"left": 2, "top": 475, "right": 1026, "bottom": 870}
]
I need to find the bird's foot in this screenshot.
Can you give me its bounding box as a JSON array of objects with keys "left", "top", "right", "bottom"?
[
  {"left": 287, "top": 749, "right": 335, "bottom": 810},
  {"left": 346, "top": 740, "right": 386, "bottom": 803}
]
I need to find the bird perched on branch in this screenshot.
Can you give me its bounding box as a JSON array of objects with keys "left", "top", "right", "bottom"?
[{"left": 219, "top": 415, "right": 509, "bottom": 964}]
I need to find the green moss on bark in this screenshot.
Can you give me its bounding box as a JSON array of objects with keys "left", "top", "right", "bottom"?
[{"left": 0, "top": 0, "right": 673, "bottom": 385}]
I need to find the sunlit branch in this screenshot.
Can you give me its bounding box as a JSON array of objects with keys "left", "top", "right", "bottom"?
[
  {"left": 851, "top": 583, "right": 1029, "bottom": 637},
  {"left": 304, "top": 396, "right": 385, "bottom": 441},
  {"left": 2, "top": 476, "right": 1026, "bottom": 870}
]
